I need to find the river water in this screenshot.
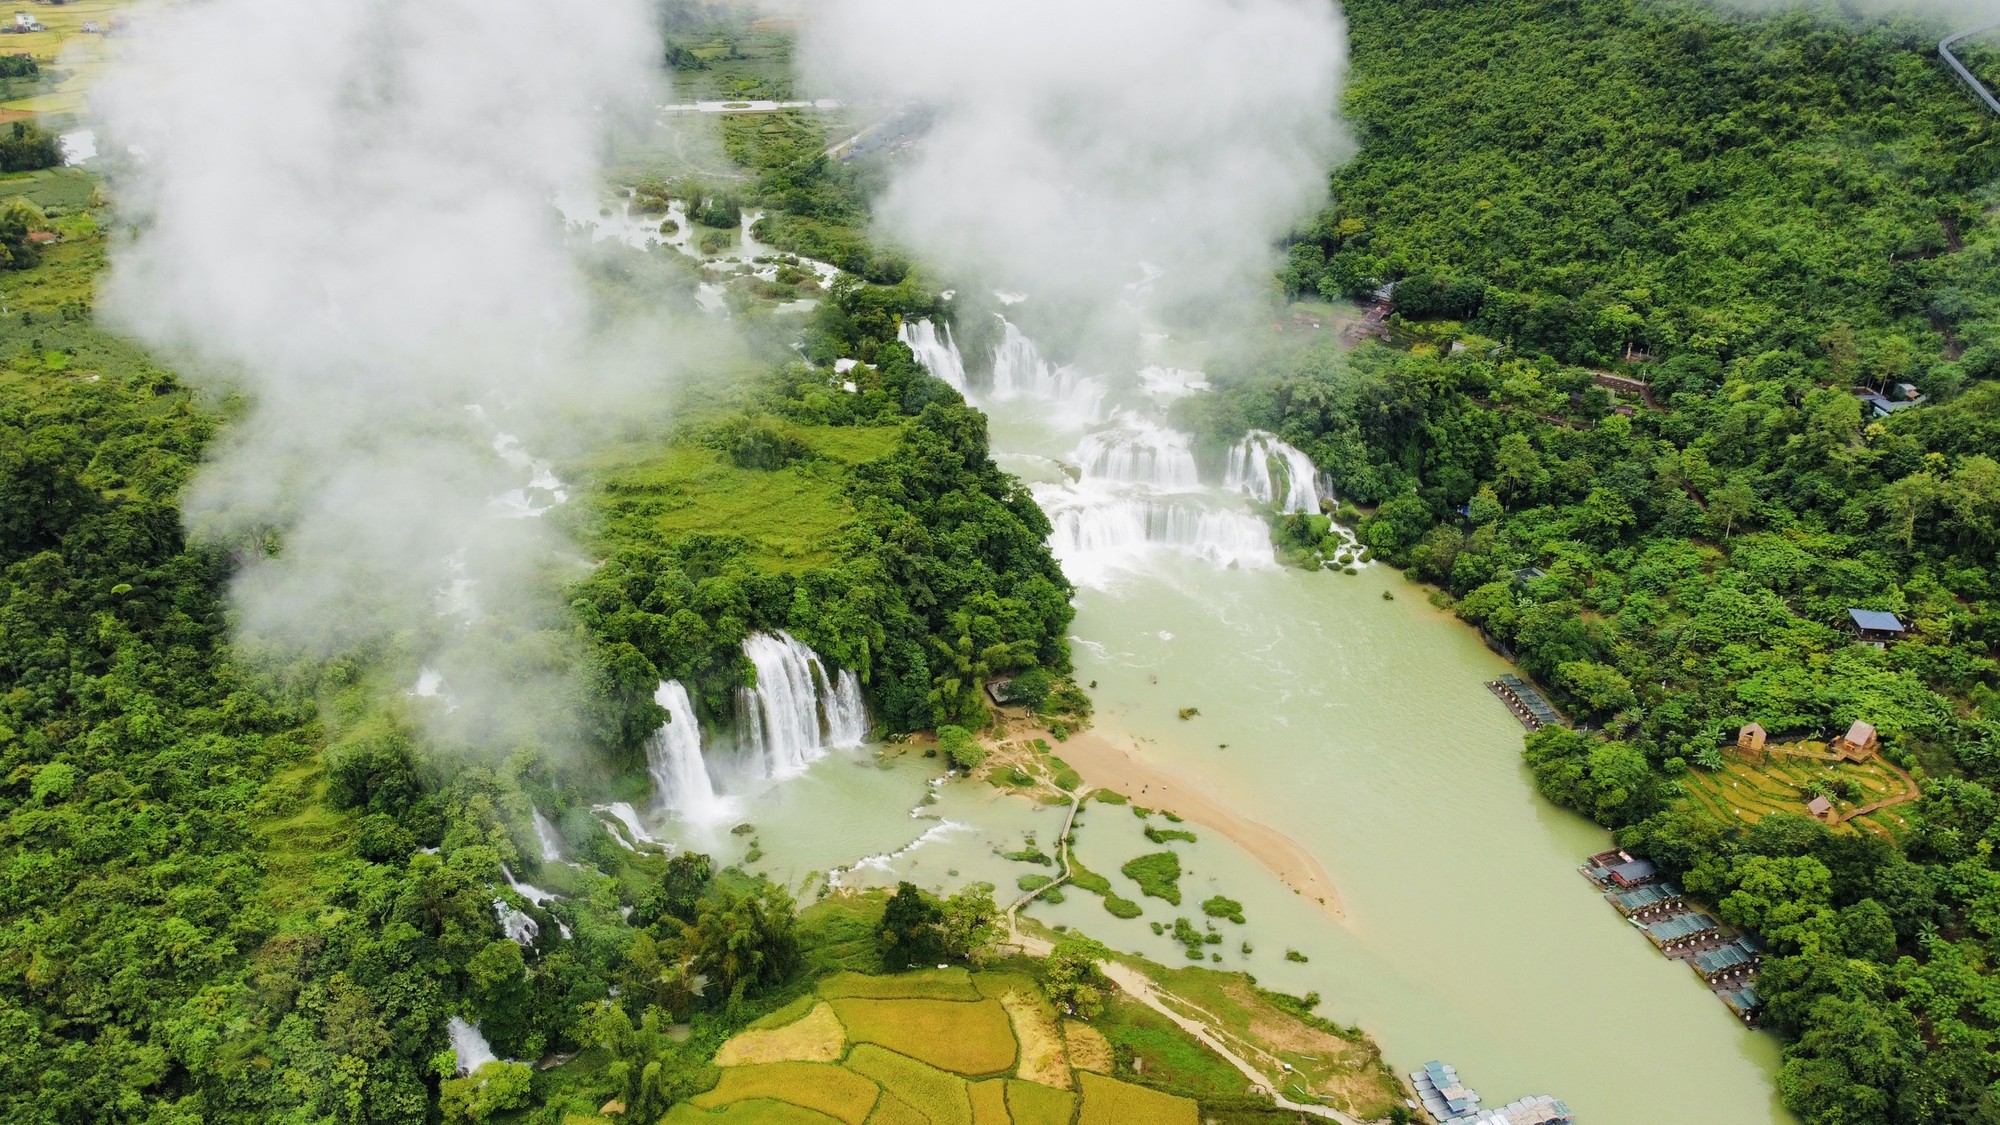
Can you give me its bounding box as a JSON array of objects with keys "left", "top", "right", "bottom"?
[
  {"left": 910, "top": 325, "right": 1788, "bottom": 1123},
  {"left": 556, "top": 201, "right": 1791, "bottom": 1118}
]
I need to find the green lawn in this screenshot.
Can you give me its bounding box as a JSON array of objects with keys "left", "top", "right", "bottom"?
[{"left": 570, "top": 422, "right": 901, "bottom": 572}]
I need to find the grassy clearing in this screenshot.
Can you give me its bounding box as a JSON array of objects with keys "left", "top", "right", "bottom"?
[
  {"left": 1128, "top": 964, "right": 1401, "bottom": 1119},
  {"left": 1076, "top": 1071, "right": 1199, "bottom": 1125},
  {"left": 844, "top": 1044, "right": 973, "bottom": 1125},
  {"left": 828, "top": 997, "right": 1017, "bottom": 1077},
  {"left": 692, "top": 1062, "right": 880, "bottom": 1125},
  {"left": 715, "top": 1000, "right": 846, "bottom": 1066},
  {"left": 819, "top": 967, "right": 980, "bottom": 1001},
  {"left": 1002, "top": 1080, "right": 1077, "bottom": 1125},
  {"left": 997, "top": 987, "right": 1069, "bottom": 1090},
  {"left": 1061, "top": 1020, "right": 1112, "bottom": 1074},
  {"left": 571, "top": 422, "right": 901, "bottom": 572}
]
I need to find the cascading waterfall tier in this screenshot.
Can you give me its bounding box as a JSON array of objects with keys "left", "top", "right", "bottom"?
[
  {"left": 447, "top": 1017, "right": 500, "bottom": 1076},
  {"left": 533, "top": 809, "right": 563, "bottom": 862},
  {"left": 736, "top": 631, "right": 867, "bottom": 778},
  {"left": 989, "top": 317, "right": 1106, "bottom": 422},
  {"left": 646, "top": 680, "right": 734, "bottom": 825},
  {"left": 1226, "top": 430, "right": 1327, "bottom": 514},
  {"left": 897, "top": 318, "right": 967, "bottom": 391},
  {"left": 1035, "top": 481, "right": 1276, "bottom": 579},
  {"left": 1072, "top": 414, "right": 1201, "bottom": 490}
]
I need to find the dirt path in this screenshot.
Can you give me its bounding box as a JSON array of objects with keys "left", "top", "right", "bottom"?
[
  {"left": 1005, "top": 917, "right": 1374, "bottom": 1125},
  {"left": 1011, "top": 721, "right": 1347, "bottom": 923}
]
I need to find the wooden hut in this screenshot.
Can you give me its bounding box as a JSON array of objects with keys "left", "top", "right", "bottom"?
[
  {"left": 1736, "top": 722, "right": 1768, "bottom": 759},
  {"left": 1830, "top": 720, "right": 1879, "bottom": 761},
  {"left": 1807, "top": 795, "right": 1836, "bottom": 821}
]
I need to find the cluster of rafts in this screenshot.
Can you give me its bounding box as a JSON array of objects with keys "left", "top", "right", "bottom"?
[{"left": 900, "top": 314, "right": 1350, "bottom": 584}]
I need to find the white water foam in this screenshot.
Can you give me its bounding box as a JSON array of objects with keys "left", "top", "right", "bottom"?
[
  {"left": 1226, "top": 430, "right": 1326, "bottom": 514},
  {"left": 735, "top": 631, "right": 866, "bottom": 778},
  {"left": 594, "top": 801, "right": 664, "bottom": 852},
  {"left": 988, "top": 318, "right": 1106, "bottom": 423},
  {"left": 648, "top": 680, "right": 737, "bottom": 825},
  {"left": 1035, "top": 480, "right": 1277, "bottom": 587},
  {"left": 898, "top": 318, "right": 967, "bottom": 391},
  {"left": 1072, "top": 414, "right": 1201, "bottom": 491},
  {"left": 447, "top": 1016, "right": 500, "bottom": 1076},
  {"left": 494, "top": 897, "right": 539, "bottom": 945},
  {"left": 533, "top": 810, "right": 564, "bottom": 863}
]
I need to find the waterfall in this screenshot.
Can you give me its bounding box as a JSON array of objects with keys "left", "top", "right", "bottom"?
[
  {"left": 1037, "top": 485, "right": 1277, "bottom": 574},
  {"left": 532, "top": 810, "right": 563, "bottom": 862},
  {"left": 494, "top": 897, "right": 539, "bottom": 945},
  {"left": 898, "top": 318, "right": 967, "bottom": 390},
  {"left": 1072, "top": 416, "right": 1201, "bottom": 490},
  {"left": 594, "top": 801, "right": 663, "bottom": 852},
  {"left": 447, "top": 1017, "right": 500, "bottom": 1076},
  {"left": 989, "top": 318, "right": 1106, "bottom": 421},
  {"left": 736, "top": 631, "right": 868, "bottom": 778},
  {"left": 1226, "top": 430, "right": 1325, "bottom": 514},
  {"left": 646, "top": 680, "right": 734, "bottom": 825},
  {"left": 501, "top": 864, "right": 557, "bottom": 906}
]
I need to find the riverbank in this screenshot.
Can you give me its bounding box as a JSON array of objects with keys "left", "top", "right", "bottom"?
[{"left": 994, "top": 715, "right": 1347, "bottom": 923}]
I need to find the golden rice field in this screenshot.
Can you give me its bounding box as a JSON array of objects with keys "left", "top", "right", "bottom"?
[
  {"left": 1680, "top": 747, "right": 1919, "bottom": 841},
  {"left": 688, "top": 968, "right": 1200, "bottom": 1125}
]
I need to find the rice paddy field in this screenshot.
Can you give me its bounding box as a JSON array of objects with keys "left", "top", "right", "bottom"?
[
  {"left": 677, "top": 967, "right": 1204, "bottom": 1125},
  {"left": 0, "top": 0, "right": 133, "bottom": 121},
  {"left": 1679, "top": 745, "right": 1920, "bottom": 841}
]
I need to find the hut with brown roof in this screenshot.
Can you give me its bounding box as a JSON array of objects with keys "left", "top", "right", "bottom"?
[
  {"left": 1736, "top": 722, "right": 1768, "bottom": 760},
  {"left": 1830, "top": 721, "right": 1879, "bottom": 761},
  {"left": 1807, "top": 795, "right": 1836, "bottom": 822}
]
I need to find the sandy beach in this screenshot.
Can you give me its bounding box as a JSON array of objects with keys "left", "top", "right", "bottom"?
[{"left": 1012, "top": 719, "right": 1347, "bottom": 923}]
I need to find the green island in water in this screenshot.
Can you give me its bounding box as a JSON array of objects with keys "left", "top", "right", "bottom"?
[{"left": 8, "top": 2, "right": 2000, "bottom": 1125}]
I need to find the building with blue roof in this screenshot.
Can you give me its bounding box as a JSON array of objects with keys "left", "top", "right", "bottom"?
[{"left": 1847, "top": 608, "right": 1909, "bottom": 643}]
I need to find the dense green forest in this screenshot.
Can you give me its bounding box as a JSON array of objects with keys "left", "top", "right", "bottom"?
[
  {"left": 1190, "top": 1, "right": 2000, "bottom": 1121},
  {"left": 0, "top": 149, "right": 1081, "bottom": 1121}
]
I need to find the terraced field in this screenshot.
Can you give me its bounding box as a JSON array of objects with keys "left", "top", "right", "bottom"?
[
  {"left": 1680, "top": 746, "right": 1919, "bottom": 841},
  {"left": 682, "top": 968, "right": 1198, "bottom": 1125}
]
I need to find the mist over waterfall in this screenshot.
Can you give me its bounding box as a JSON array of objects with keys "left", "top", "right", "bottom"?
[
  {"left": 1227, "top": 430, "right": 1328, "bottom": 514},
  {"left": 897, "top": 319, "right": 967, "bottom": 391},
  {"left": 646, "top": 680, "right": 733, "bottom": 825},
  {"left": 989, "top": 319, "right": 1107, "bottom": 423},
  {"left": 736, "top": 632, "right": 868, "bottom": 778},
  {"left": 1073, "top": 415, "right": 1201, "bottom": 490}
]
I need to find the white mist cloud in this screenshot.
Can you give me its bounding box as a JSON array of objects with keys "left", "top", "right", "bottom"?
[
  {"left": 96, "top": 0, "right": 666, "bottom": 750},
  {"left": 798, "top": 0, "right": 1348, "bottom": 332}
]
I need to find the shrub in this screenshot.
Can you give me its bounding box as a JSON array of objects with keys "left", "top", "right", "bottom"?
[
  {"left": 1144, "top": 826, "right": 1197, "bottom": 845},
  {"left": 1103, "top": 895, "right": 1142, "bottom": 919},
  {"left": 937, "top": 725, "right": 986, "bottom": 770},
  {"left": 1200, "top": 896, "right": 1246, "bottom": 924},
  {"left": 1120, "top": 852, "right": 1183, "bottom": 905},
  {"left": 1285, "top": 949, "right": 1310, "bottom": 963}
]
